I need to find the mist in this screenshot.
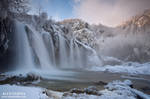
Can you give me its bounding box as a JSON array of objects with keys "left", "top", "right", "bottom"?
[{"left": 73, "top": 0, "right": 150, "bottom": 27}]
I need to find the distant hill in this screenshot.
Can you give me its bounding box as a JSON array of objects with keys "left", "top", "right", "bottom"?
[{"left": 118, "top": 9, "right": 150, "bottom": 34}]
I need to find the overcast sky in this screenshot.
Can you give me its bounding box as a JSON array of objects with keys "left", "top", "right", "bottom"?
[{"left": 31, "top": 0, "right": 150, "bottom": 27}]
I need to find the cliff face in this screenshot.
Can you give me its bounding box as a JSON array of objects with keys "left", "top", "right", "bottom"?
[{"left": 0, "top": 17, "right": 16, "bottom": 71}]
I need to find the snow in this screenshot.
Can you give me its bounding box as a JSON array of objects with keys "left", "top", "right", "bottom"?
[
  {"left": 89, "top": 62, "right": 150, "bottom": 75},
  {"left": 62, "top": 80, "right": 150, "bottom": 99},
  {"left": 0, "top": 80, "right": 149, "bottom": 99},
  {"left": 100, "top": 80, "right": 150, "bottom": 99},
  {"left": 0, "top": 85, "right": 47, "bottom": 99},
  {"left": 102, "top": 56, "right": 123, "bottom": 64}
]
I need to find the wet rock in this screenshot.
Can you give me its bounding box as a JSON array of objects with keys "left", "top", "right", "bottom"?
[
  {"left": 0, "top": 73, "right": 41, "bottom": 85},
  {"left": 84, "top": 86, "right": 101, "bottom": 96},
  {"left": 70, "top": 88, "right": 84, "bottom": 94},
  {"left": 26, "top": 73, "right": 41, "bottom": 81},
  {"left": 69, "top": 86, "right": 101, "bottom": 96},
  {"left": 94, "top": 81, "right": 107, "bottom": 85}
]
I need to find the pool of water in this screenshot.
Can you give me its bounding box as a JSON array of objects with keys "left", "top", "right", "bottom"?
[{"left": 29, "top": 69, "right": 150, "bottom": 94}]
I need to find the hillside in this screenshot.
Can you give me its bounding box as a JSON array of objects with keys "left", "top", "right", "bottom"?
[{"left": 118, "top": 9, "right": 150, "bottom": 33}]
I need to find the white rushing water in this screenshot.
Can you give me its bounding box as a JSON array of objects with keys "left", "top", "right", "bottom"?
[
  {"left": 26, "top": 27, "right": 54, "bottom": 70},
  {"left": 15, "top": 21, "right": 34, "bottom": 70},
  {"left": 69, "top": 39, "right": 76, "bottom": 68},
  {"left": 58, "top": 34, "right": 69, "bottom": 68},
  {"left": 14, "top": 21, "right": 100, "bottom": 71},
  {"left": 43, "top": 32, "right": 56, "bottom": 66}
]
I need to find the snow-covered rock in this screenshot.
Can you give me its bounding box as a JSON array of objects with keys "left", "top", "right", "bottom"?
[
  {"left": 100, "top": 80, "right": 150, "bottom": 99},
  {"left": 47, "top": 80, "right": 149, "bottom": 99},
  {"left": 89, "top": 62, "right": 150, "bottom": 75}
]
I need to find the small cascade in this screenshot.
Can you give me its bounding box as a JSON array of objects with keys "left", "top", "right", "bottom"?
[
  {"left": 27, "top": 27, "right": 53, "bottom": 70},
  {"left": 58, "top": 34, "right": 68, "bottom": 68},
  {"left": 74, "top": 42, "right": 82, "bottom": 67},
  {"left": 42, "top": 32, "right": 56, "bottom": 66},
  {"left": 69, "top": 39, "right": 75, "bottom": 67},
  {"left": 15, "top": 21, "right": 34, "bottom": 70},
  {"left": 69, "top": 39, "right": 83, "bottom": 68}
]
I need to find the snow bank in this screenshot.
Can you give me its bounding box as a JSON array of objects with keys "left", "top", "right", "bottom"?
[
  {"left": 99, "top": 80, "right": 150, "bottom": 99},
  {"left": 89, "top": 62, "right": 150, "bottom": 75}
]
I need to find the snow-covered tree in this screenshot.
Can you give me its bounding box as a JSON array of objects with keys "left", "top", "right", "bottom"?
[
  {"left": 8, "top": 0, "right": 30, "bottom": 14},
  {"left": 0, "top": 0, "right": 30, "bottom": 18}
]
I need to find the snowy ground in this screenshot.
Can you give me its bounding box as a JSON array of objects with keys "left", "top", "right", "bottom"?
[
  {"left": 0, "top": 85, "right": 48, "bottom": 99},
  {"left": 89, "top": 62, "right": 150, "bottom": 75},
  {"left": 0, "top": 80, "right": 149, "bottom": 99}
]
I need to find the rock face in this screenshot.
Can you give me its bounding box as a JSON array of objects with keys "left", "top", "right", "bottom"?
[{"left": 0, "top": 17, "right": 16, "bottom": 71}]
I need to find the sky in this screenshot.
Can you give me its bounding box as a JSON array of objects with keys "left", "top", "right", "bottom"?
[
  {"left": 31, "top": 0, "right": 75, "bottom": 21},
  {"left": 31, "top": 0, "right": 150, "bottom": 27}
]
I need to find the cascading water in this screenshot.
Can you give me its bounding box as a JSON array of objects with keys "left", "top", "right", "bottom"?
[
  {"left": 74, "top": 42, "right": 82, "bottom": 68},
  {"left": 58, "top": 34, "right": 68, "bottom": 68},
  {"left": 69, "top": 39, "right": 75, "bottom": 67},
  {"left": 43, "top": 32, "right": 56, "bottom": 66},
  {"left": 26, "top": 27, "right": 54, "bottom": 70},
  {"left": 14, "top": 21, "right": 101, "bottom": 72},
  {"left": 15, "top": 21, "right": 34, "bottom": 70}
]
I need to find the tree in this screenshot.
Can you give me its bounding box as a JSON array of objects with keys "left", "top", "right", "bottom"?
[
  {"left": 8, "top": 0, "right": 30, "bottom": 14},
  {"left": 36, "top": 12, "right": 48, "bottom": 32},
  {"left": 0, "top": 0, "right": 30, "bottom": 18}
]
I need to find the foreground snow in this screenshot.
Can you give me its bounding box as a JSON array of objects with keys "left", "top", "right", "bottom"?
[
  {"left": 0, "top": 85, "right": 48, "bottom": 99},
  {"left": 62, "top": 80, "right": 150, "bottom": 99},
  {"left": 0, "top": 80, "right": 149, "bottom": 99},
  {"left": 89, "top": 62, "right": 150, "bottom": 75}
]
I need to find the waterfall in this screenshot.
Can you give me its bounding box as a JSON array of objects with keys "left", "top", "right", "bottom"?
[
  {"left": 74, "top": 42, "right": 82, "bottom": 68},
  {"left": 69, "top": 39, "right": 83, "bottom": 68},
  {"left": 15, "top": 21, "right": 34, "bottom": 70},
  {"left": 43, "top": 32, "right": 56, "bottom": 66},
  {"left": 58, "top": 34, "right": 68, "bottom": 68},
  {"left": 69, "top": 39, "right": 75, "bottom": 68},
  {"left": 27, "top": 27, "right": 54, "bottom": 70},
  {"left": 14, "top": 21, "right": 101, "bottom": 71}
]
